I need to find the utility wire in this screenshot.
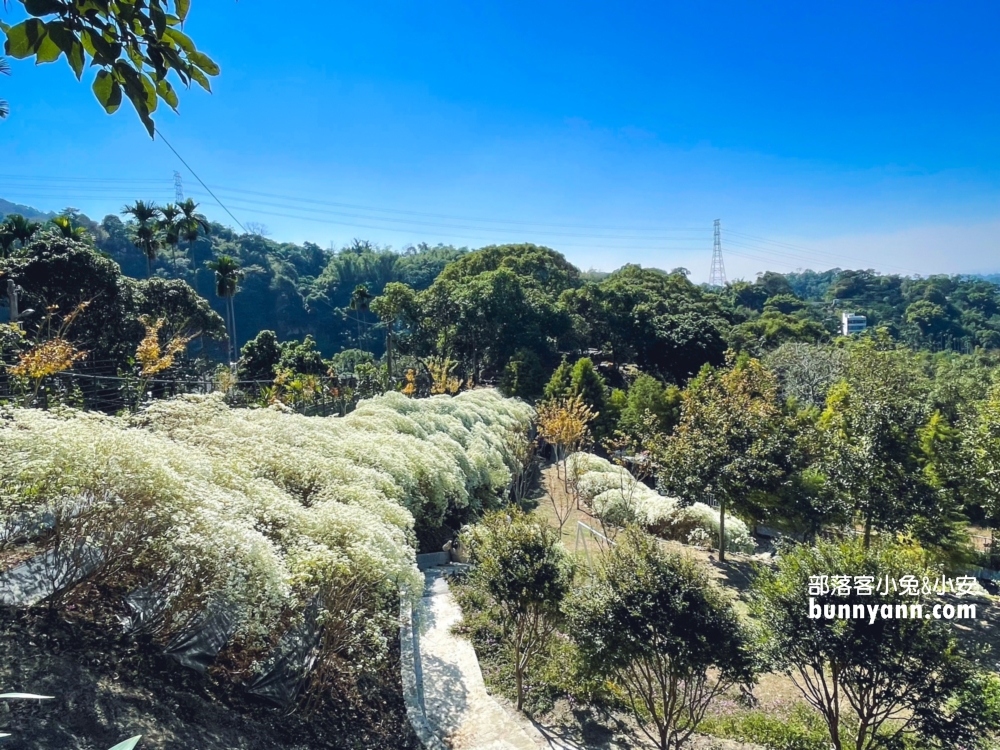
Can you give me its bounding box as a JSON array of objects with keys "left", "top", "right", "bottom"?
[{"left": 152, "top": 129, "right": 247, "bottom": 233}]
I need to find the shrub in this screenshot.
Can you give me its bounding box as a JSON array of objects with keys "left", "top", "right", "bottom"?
[
  {"left": 566, "top": 528, "right": 755, "bottom": 750},
  {"left": 565, "top": 452, "right": 754, "bottom": 553},
  {"left": 0, "top": 388, "right": 533, "bottom": 707},
  {"left": 461, "top": 508, "right": 573, "bottom": 711}
]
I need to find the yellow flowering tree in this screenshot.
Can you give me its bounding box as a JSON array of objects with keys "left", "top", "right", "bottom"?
[
  {"left": 7, "top": 302, "right": 89, "bottom": 406},
  {"left": 134, "top": 317, "right": 194, "bottom": 401}
]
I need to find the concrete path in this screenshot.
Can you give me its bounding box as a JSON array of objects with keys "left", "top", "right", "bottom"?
[{"left": 413, "top": 568, "right": 555, "bottom": 750}]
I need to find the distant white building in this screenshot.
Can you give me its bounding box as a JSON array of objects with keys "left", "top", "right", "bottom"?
[{"left": 841, "top": 312, "right": 867, "bottom": 336}]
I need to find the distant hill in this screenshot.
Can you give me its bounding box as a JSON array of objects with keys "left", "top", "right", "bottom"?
[{"left": 0, "top": 198, "right": 57, "bottom": 222}]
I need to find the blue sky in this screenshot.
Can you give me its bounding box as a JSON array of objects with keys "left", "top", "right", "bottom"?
[{"left": 3, "top": 1, "right": 1000, "bottom": 281}]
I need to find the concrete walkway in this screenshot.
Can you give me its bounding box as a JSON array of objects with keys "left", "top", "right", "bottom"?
[{"left": 412, "top": 568, "right": 555, "bottom": 750}]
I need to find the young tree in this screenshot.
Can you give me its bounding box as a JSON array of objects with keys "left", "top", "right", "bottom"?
[
  {"left": 536, "top": 394, "right": 596, "bottom": 526},
  {"left": 499, "top": 347, "right": 547, "bottom": 401},
  {"left": 235, "top": 329, "right": 282, "bottom": 382},
  {"left": 461, "top": 509, "right": 573, "bottom": 711},
  {"left": 752, "top": 538, "right": 985, "bottom": 750},
  {"left": 542, "top": 356, "right": 573, "bottom": 401},
  {"left": 658, "top": 354, "right": 791, "bottom": 560},
  {"left": 818, "top": 343, "right": 932, "bottom": 546},
  {"left": 913, "top": 411, "right": 975, "bottom": 568},
  {"left": 568, "top": 357, "right": 608, "bottom": 435},
  {"left": 370, "top": 281, "right": 416, "bottom": 381},
  {"left": 964, "top": 382, "right": 1000, "bottom": 552},
  {"left": 567, "top": 528, "right": 755, "bottom": 750},
  {"left": 616, "top": 373, "right": 681, "bottom": 438}
]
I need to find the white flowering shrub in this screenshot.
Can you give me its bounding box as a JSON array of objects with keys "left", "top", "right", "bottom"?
[
  {"left": 0, "top": 388, "right": 533, "bottom": 703},
  {"left": 565, "top": 452, "right": 756, "bottom": 554},
  {"left": 668, "top": 502, "right": 756, "bottom": 554}
]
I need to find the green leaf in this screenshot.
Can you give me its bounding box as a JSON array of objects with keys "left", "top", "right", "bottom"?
[
  {"left": 188, "top": 64, "right": 211, "bottom": 92},
  {"left": 82, "top": 27, "right": 115, "bottom": 64},
  {"left": 34, "top": 33, "right": 61, "bottom": 64},
  {"left": 0, "top": 694, "right": 50, "bottom": 702},
  {"left": 140, "top": 72, "right": 158, "bottom": 113},
  {"left": 187, "top": 50, "right": 219, "bottom": 76},
  {"left": 152, "top": 7, "right": 168, "bottom": 39},
  {"left": 135, "top": 102, "right": 155, "bottom": 138},
  {"left": 92, "top": 69, "right": 122, "bottom": 114},
  {"left": 23, "top": 0, "right": 64, "bottom": 16},
  {"left": 67, "top": 40, "right": 85, "bottom": 78},
  {"left": 163, "top": 27, "right": 195, "bottom": 53},
  {"left": 43, "top": 21, "right": 84, "bottom": 77},
  {"left": 4, "top": 19, "right": 47, "bottom": 59},
  {"left": 127, "top": 45, "right": 144, "bottom": 70},
  {"left": 107, "top": 736, "right": 143, "bottom": 750},
  {"left": 156, "top": 77, "right": 178, "bottom": 110},
  {"left": 175, "top": 0, "right": 190, "bottom": 22}
]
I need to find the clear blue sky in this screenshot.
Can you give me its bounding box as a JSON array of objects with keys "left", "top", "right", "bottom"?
[{"left": 3, "top": 1, "right": 1000, "bottom": 281}]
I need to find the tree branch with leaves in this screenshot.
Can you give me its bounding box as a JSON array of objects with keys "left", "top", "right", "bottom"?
[{"left": 1, "top": 0, "right": 219, "bottom": 135}]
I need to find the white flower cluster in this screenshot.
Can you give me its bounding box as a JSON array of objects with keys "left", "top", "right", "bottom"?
[
  {"left": 0, "top": 389, "right": 533, "bottom": 685},
  {"left": 566, "top": 452, "right": 755, "bottom": 554}
]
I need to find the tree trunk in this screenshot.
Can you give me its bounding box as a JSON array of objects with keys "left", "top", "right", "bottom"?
[
  {"left": 515, "top": 661, "right": 523, "bottom": 711},
  {"left": 223, "top": 299, "right": 233, "bottom": 364},
  {"left": 146, "top": 253, "right": 152, "bottom": 279},
  {"left": 863, "top": 514, "right": 872, "bottom": 549},
  {"left": 718, "top": 498, "right": 727, "bottom": 562},
  {"left": 229, "top": 294, "right": 238, "bottom": 364},
  {"left": 385, "top": 329, "right": 393, "bottom": 381}
]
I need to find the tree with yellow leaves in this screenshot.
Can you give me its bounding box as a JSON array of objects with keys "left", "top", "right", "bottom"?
[
  {"left": 134, "top": 317, "right": 195, "bottom": 402},
  {"left": 424, "top": 356, "right": 463, "bottom": 395},
  {"left": 536, "top": 394, "right": 597, "bottom": 530},
  {"left": 7, "top": 302, "right": 89, "bottom": 406}
]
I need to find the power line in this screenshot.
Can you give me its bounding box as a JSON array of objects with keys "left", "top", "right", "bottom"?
[
  {"left": 152, "top": 129, "right": 247, "bottom": 233},
  {"left": 185, "top": 190, "right": 709, "bottom": 242}
]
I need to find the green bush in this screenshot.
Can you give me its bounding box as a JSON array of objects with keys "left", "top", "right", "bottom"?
[{"left": 699, "top": 705, "right": 831, "bottom": 750}]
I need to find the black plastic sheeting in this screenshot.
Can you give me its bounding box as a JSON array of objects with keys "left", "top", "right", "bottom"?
[
  {"left": 163, "top": 598, "right": 240, "bottom": 673},
  {"left": 0, "top": 542, "right": 104, "bottom": 606},
  {"left": 247, "top": 599, "right": 323, "bottom": 708},
  {"left": 119, "top": 584, "right": 172, "bottom": 635},
  {"left": 1, "top": 546, "right": 326, "bottom": 706}
]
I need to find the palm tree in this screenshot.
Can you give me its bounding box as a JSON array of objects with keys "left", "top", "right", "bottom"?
[
  {"left": 206, "top": 255, "right": 245, "bottom": 362},
  {"left": 122, "top": 200, "right": 162, "bottom": 277},
  {"left": 3, "top": 214, "right": 40, "bottom": 249},
  {"left": 51, "top": 215, "right": 87, "bottom": 241},
  {"left": 0, "top": 56, "right": 10, "bottom": 120},
  {"left": 158, "top": 203, "right": 182, "bottom": 273},
  {"left": 349, "top": 283, "right": 373, "bottom": 346},
  {"left": 179, "top": 198, "right": 210, "bottom": 247}
]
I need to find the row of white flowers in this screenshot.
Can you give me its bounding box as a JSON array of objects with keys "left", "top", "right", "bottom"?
[
  {"left": 0, "top": 389, "right": 534, "bottom": 687},
  {"left": 566, "top": 452, "right": 756, "bottom": 554}
]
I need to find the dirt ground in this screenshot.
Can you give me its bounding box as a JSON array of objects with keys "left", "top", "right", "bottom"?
[{"left": 0, "top": 599, "right": 418, "bottom": 750}]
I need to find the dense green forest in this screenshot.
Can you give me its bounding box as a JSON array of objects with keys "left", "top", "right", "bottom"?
[{"left": 4, "top": 203, "right": 1000, "bottom": 380}]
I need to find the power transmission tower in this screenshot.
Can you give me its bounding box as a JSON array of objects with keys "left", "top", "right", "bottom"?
[
  {"left": 174, "top": 171, "right": 184, "bottom": 203},
  {"left": 709, "top": 218, "right": 727, "bottom": 287}
]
